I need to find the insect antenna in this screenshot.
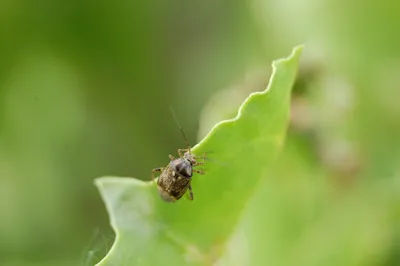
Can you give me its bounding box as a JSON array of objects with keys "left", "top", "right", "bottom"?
[
  {"left": 203, "top": 156, "right": 229, "bottom": 167},
  {"left": 169, "top": 106, "right": 191, "bottom": 152}
]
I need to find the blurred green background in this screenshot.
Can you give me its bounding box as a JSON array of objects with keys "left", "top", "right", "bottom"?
[{"left": 0, "top": 0, "right": 399, "bottom": 265}]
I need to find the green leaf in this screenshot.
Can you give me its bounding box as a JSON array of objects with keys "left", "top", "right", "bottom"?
[{"left": 94, "top": 46, "right": 303, "bottom": 266}]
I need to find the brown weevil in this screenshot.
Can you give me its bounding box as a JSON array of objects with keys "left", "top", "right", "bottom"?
[{"left": 152, "top": 109, "right": 206, "bottom": 202}]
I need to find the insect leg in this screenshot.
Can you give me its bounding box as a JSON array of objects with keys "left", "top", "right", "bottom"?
[
  {"left": 151, "top": 167, "right": 164, "bottom": 182},
  {"left": 178, "top": 148, "right": 190, "bottom": 157},
  {"left": 188, "top": 184, "right": 194, "bottom": 200},
  {"left": 193, "top": 169, "right": 205, "bottom": 175},
  {"left": 194, "top": 152, "right": 207, "bottom": 166},
  {"left": 169, "top": 154, "right": 175, "bottom": 160}
]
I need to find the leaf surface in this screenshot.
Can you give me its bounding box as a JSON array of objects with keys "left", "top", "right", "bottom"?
[{"left": 95, "top": 46, "right": 303, "bottom": 266}]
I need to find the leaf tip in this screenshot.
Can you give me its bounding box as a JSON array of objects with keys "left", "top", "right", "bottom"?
[
  {"left": 293, "top": 44, "right": 305, "bottom": 54},
  {"left": 94, "top": 176, "right": 119, "bottom": 190},
  {"left": 94, "top": 176, "right": 154, "bottom": 193},
  {"left": 272, "top": 44, "right": 304, "bottom": 68}
]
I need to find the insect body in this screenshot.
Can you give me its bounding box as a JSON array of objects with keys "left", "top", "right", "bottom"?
[
  {"left": 152, "top": 108, "right": 206, "bottom": 202},
  {"left": 152, "top": 149, "right": 205, "bottom": 202}
]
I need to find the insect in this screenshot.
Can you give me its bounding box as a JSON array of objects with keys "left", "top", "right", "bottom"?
[{"left": 152, "top": 109, "right": 206, "bottom": 202}]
